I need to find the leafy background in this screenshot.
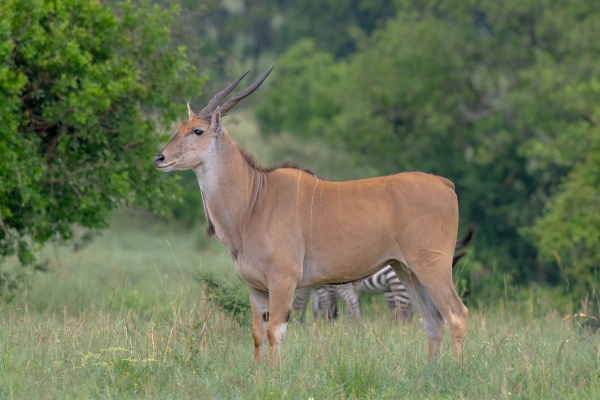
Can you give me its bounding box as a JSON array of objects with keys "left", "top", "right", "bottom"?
[
  {"left": 2, "top": 0, "right": 600, "bottom": 307},
  {"left": 1, "top": 1, "right": 600, "bottom": 397}
]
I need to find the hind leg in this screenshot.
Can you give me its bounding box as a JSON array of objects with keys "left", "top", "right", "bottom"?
[
  {"left": 338, "top": 283, "right": 362, "bottom": 321},
  {"left": 391, "top": 263, "right": 445, "bottom": 358},
  {"left": 417, "top": 264, "right": 468, "bottom": 357},
  {"left": 394, "top": 257, "right": 468, "bottom": 358}
]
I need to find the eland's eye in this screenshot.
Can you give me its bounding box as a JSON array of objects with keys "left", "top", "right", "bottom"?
[{"left": 194, "top": 129, "right": 204, "bottom": 135}]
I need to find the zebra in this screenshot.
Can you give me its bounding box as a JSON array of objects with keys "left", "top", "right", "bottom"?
[
  {"left": 293, "top": 283, "right": 361, "bottom": 323},
  {"left": 292, "top": 226, "right": 474, "bottom": 323}
]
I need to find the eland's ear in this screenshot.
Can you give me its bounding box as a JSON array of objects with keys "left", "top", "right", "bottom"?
[
  {"left": 210, "top": 106, "right": 222, "bottom": 135},
  {"left": 188, "top": 103, "right": 196, "bottom": 120}
]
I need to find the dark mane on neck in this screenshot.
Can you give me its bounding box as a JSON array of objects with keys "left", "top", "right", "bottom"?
[{"left": 236, "top": 144, "right": 316, "bottom": 177}]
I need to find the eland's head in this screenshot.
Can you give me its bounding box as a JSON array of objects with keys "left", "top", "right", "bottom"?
[{"left": 154, "top": 67, "right": 274, "bottom": 172}]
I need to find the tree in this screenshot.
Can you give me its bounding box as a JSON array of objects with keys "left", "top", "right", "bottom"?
[
  {"left": 528, "top": 84, "right": 600, "bottom": 298},
  {"left": 0, "top": 0, "right": 204, "bottom": 295},
  {"left": 274, "top": 0, "right": 397, "bottom": 58},
  {"left": 256, "top": 0, "right": 600, "bottom": 296}
]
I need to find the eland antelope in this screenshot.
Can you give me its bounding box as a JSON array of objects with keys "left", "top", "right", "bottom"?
[{"left": 154, "top": 68, "right": 468, "bottom": 364}]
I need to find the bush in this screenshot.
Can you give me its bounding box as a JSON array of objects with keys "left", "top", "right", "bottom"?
[
  {"left": 194, "top": 271, "right": 251, "bottom": 326},
  {"left": 0, "top": 0, "right": 204, "bottom": 295}
]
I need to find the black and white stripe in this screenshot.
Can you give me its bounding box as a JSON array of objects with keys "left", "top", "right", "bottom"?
[
  {"left": 293, "top": 284, "right": 360, "bottom": 321},
  {"left": 292, "top": 287, "right": 312, "bottom": 323},
  {"left": 357, "top": 266, "right": 412, "bottom": 323}
]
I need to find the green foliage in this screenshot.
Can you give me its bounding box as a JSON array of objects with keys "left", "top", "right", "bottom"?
[
  {"left": 524, "top": 63, "right": 600, "bottom": 298},
  {"left": 255, "top": 39, "right": 345, "bottom": 138},
  {"left": 530, "top": 144, "right": 600, "bottom": 298},
  {"left": 0, "top": 0, "right": 204, "bottom": 294},
  {"left": 194, "top": 270, "right": 251, "bottom": 325},
  {"left": 256, "top": 0, "right": 600, "bottom": 295},
  {"left": 274, "top": 0, "right": 397, "bottom": 57},
  {"left": 118, "top": 0, "right": 399, "bottom": 108}
]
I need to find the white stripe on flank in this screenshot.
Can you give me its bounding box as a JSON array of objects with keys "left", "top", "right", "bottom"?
[{"left": 309, "top": 178, "right": 319, "bottom": 245}]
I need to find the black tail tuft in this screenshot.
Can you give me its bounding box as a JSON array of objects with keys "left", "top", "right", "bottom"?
[
  {"left": 452, "top": 251, "right": 467, "bottom": 267},
  {"left": 455, "top": 225, "right": 475, "bottom": 250}
]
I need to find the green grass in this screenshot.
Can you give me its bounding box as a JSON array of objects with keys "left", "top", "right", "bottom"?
[{"left": 2, "top": 211, "right": 600, "bottom": 399}]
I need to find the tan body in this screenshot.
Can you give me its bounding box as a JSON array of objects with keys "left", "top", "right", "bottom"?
[
  {"left": 155, "top": 69, "right": 468, "bottom": 365},
  {"left": 225, "top": 166, "right": 458, "bottom": 290}
]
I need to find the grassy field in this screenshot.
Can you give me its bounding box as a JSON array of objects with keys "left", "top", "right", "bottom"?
[{"left": 1, "top": 210, "right": 600, "bottom": 399}]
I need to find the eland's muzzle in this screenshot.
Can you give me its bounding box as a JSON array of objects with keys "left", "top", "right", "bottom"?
[{"left": 154, "top": 153, "right": 165, "bottom": 167}]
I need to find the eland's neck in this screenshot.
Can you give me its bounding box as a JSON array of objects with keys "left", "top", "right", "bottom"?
[{"left": 193, "top": 130, "right": 257, "bottom": 253}]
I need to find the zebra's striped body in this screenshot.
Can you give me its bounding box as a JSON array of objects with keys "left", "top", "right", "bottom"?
[
  {"left": 292, "top": 269, "right": 407, "bottom": 322},
  {"left": 357, "top": 266, "right": 412, "bottom": 323},
  {"left": 293, "top": 226, "right": 474, "bottom": 323}
]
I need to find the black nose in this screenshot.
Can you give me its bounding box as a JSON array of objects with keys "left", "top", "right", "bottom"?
[{"left": 154, "top": 153, "right": 164, "bottom": 166}]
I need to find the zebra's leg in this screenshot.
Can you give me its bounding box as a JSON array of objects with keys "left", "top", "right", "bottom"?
[
  {"left": 292, "top": 287, "right": 311, "bottom": 324},
  {"left": 313, "top": 286, "right": 338, "bottom": 320},
  {"left": 312, "top": 288, "right": 320, "bottom": 319},
  {"left": 399, "top": 301, "right": 413, "bottom": 324},
  {"left": 326, "top": 285, "right": 339, "bottom": 320},
  {"left": 338, "top": 283, "right": 362, "bottom": 320},
  {"left": 248, "top": 285, "right": 270, "bottom": 362},
  {"left": 384, "top": 286, "right": 413, "bottom": 325},
  {"left": 384, "top": 291, "right": 401, "bottom": 324}
]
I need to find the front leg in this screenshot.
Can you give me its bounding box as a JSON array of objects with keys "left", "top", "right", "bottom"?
[
  {"left": 248, "top": 286, "right": 270, "bottom": 362},
  {"left": 266, "top": 278, "right": 296, "bottom": 366}
]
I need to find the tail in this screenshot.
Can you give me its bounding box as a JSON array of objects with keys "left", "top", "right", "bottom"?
[
  {"left": 452, "top": 251, "right": 467, "bottom": 267},
  {"left": 452, "top": 225, "right": 475, "bottom": 267},
  {"left": 455, "top": 225, "right": 474, "bottom": 250}
]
